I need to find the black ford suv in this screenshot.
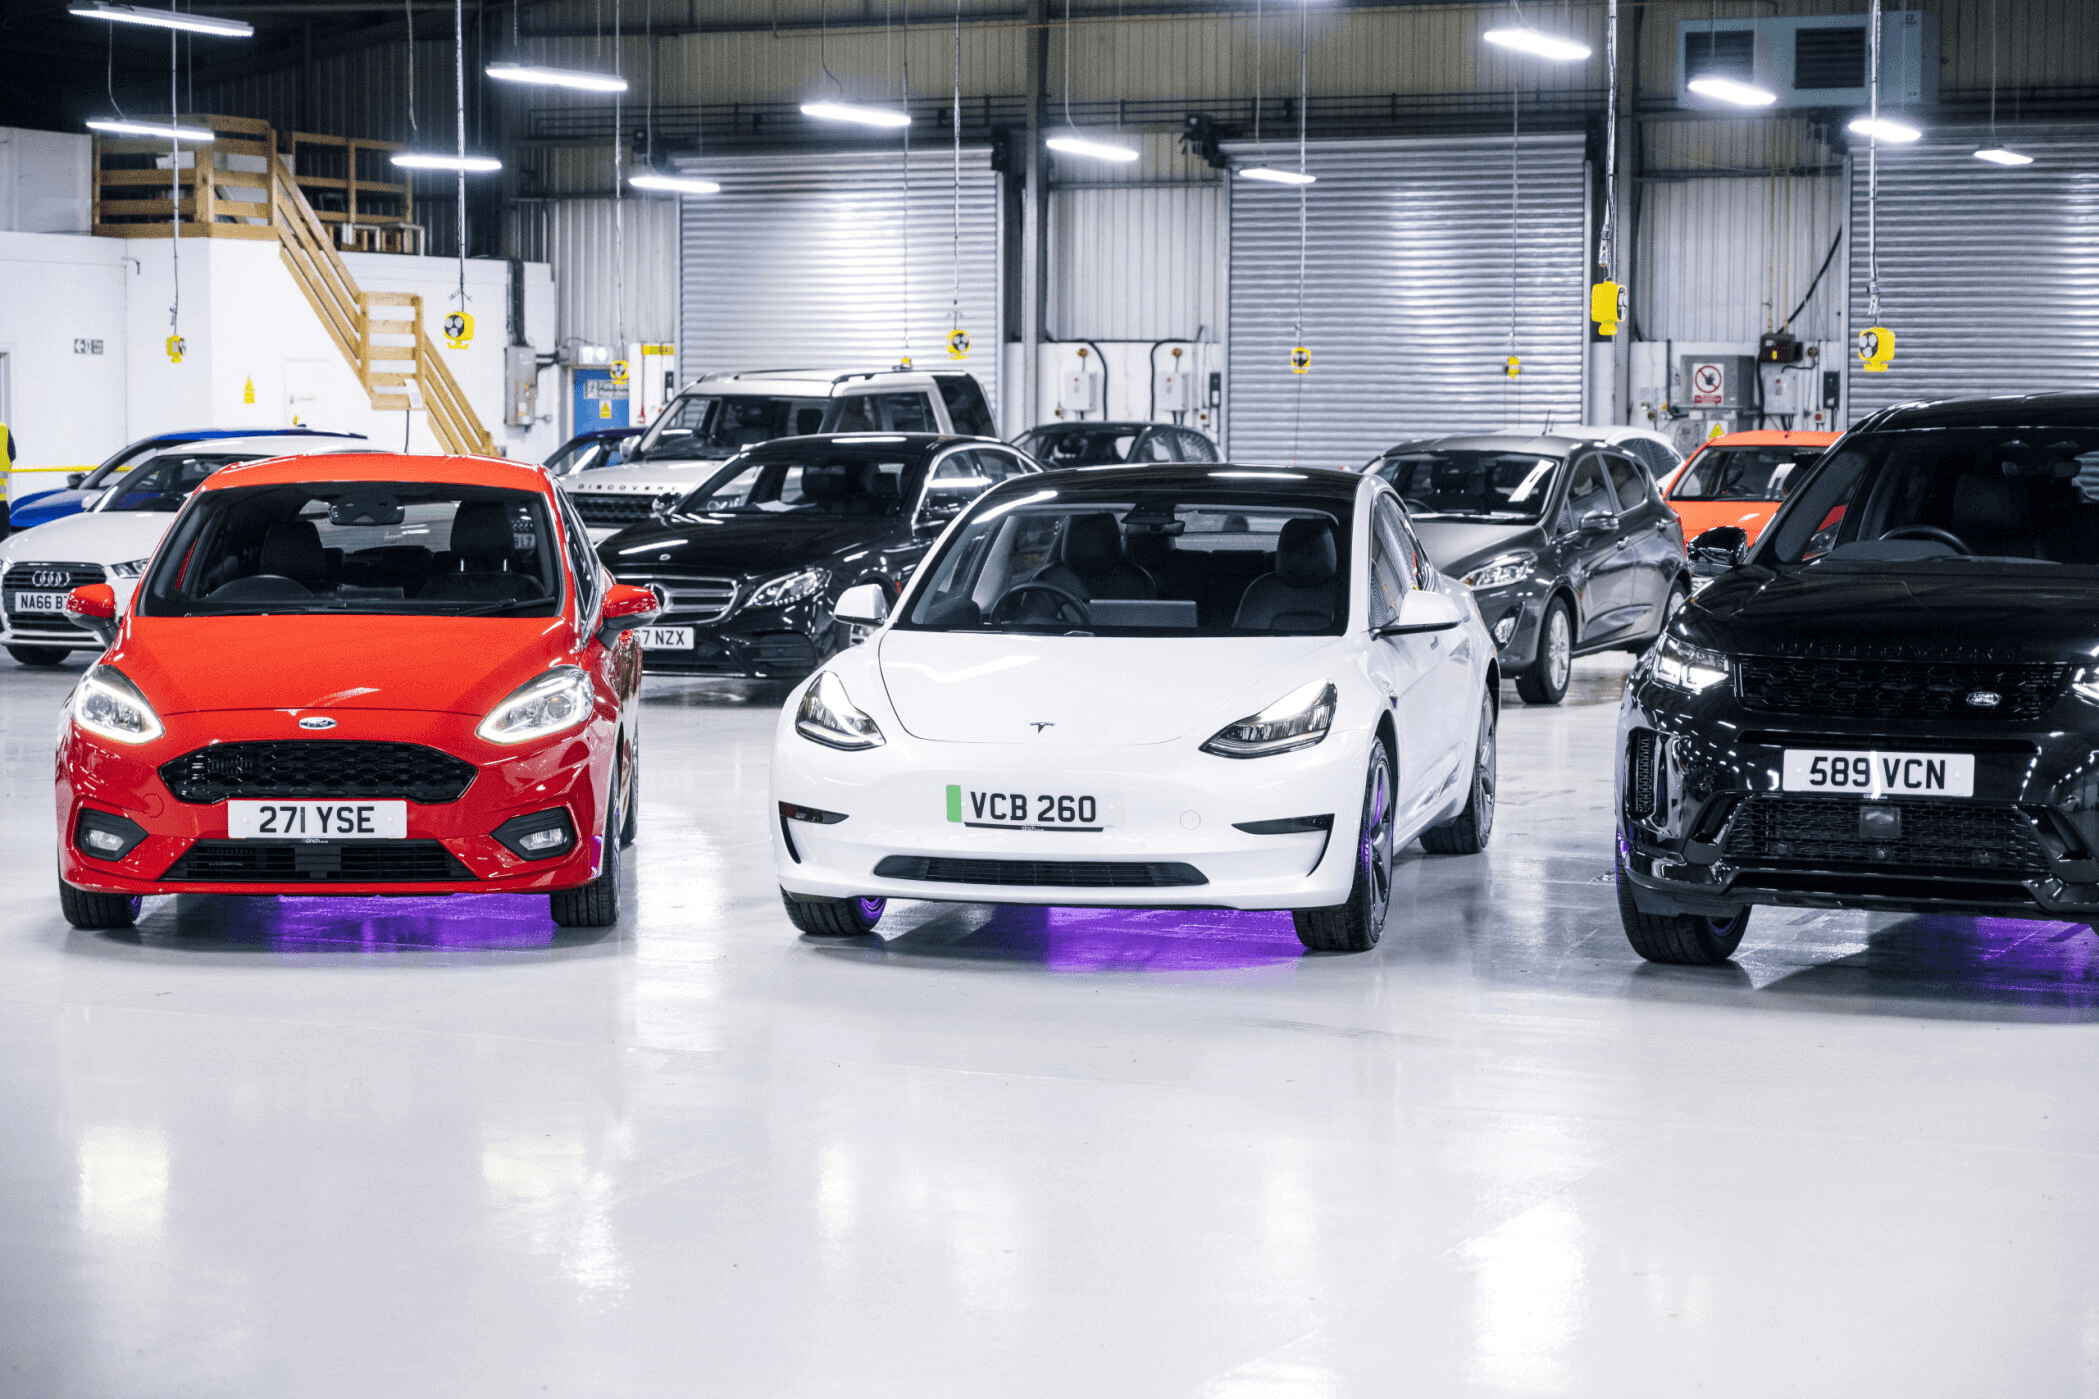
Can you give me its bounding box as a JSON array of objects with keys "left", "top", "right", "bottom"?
[{"left": 1616, "top": 394, "right": 2099, "bottom": 963}]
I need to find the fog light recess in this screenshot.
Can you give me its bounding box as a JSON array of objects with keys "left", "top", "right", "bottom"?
[
  {"left": 1492, "top": 614, "right": 1518, "bottom": 646},
  {"left": 493, "top": 808, "right": 578, "bottom": 860},
  {"left": 75, "top": 808, "right": 148, "bottom": 861}
]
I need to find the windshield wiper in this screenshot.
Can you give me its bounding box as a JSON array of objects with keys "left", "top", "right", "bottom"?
[{"left": 445, "top": 596, "right": 555, "bottom": 617}]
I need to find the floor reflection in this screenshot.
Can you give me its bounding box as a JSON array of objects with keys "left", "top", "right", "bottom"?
[
  {"left": 832, "top": 903, "right": 1307, "bottom": 972},
  {"left": 1753, "top": 912, "right": 2099, "bottom": 1019},
  {"left": 639, "top": 677, "right": 796, "bottom": 709},
  {"left": 103, "top": 891, "right": 619, "bottom": 955}
]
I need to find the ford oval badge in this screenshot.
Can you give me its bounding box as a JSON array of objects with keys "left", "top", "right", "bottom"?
[
  {"left": 1966, "top": 691, "right": 2001, "bottom": 709},
  {"left": 299, "top": 716, "right": 338, "bottom": 730}
]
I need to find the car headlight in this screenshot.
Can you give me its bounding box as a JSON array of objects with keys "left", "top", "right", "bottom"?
[
  {"left": 475, "top": 666, "right": 596, "bottom": 745},
  {"left": 106, "top": 558, "right": 151, "bottom": 580},
  {"left": 749, "top": 566, "right": 830, "bottom": 610},
  {"left": 1652, "top": 634, "right": 1730, "bottom": 692},
  {"left": 1463, "top": 555, "right": 1536, "bottom": 590},
  {"left": 72, "top": 665, "right": 164, "bottom": 745},
  {"left": 1201, "top": 680, "right": 1337, "bottom": 758},
  {"left": 2073, "top": 668, "right": 2099, "bottom": 705},
  {"left": 795, "top": 671, "right": 884, "bottom": 751}
]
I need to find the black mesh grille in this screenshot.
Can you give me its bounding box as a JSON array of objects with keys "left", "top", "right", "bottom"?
[
  {"left": 163, "top": 840, "right": 471, "bottom": 882},
  {"left": 571, "top": 492, "right": 661, "bottom": 530},
  {"left": 1629, "top": 730, "right": 1658, "bottom": 823},
  {"left": 160, "top": 742, "right": 476, "bottom": 804},
  {"left": 3, "top": 561, "right": 106, "bottom": 633},
  {"left": 873, "top": 856, "right": 1208, "bottom": 888},
  {"left": 1794, "top": 26, "right": 1866, "bottom": 88},
  {"left": 1736, "top": 656, "right": 2071, "bottom": 723},
  {"left": 1722, "top": 797, "right": 2049, "bottom": 875}
]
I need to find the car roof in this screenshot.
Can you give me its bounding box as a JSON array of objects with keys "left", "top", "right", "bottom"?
[
  {"left": 1694, "top": 430, "right": 1841, "bottom": 447},
  {"left": 199, "top": 451, "right": 549, "bottom": 492},
  {"left": 1021, "top": 421, "right": 1167, "bottom": 434},
  {"left": 691, "top": 367, "right": 972, "bottom": 392},
  {"left": 1003, "top": 462, "right": 1363, "bottom": 502},
  {"left": 139, "top": 433, "right": 370, "bottom": 459},
  {"left": 741, "top": 432, "right": 980, "bottom": 459},
  {"left": 1377, "top": 434, "right": 1584, "bottom": 456},
  {"left": 1858, "top": 393, "right": 2099, "bottom": 432},
  {"left": 139, "top": 427, "right": 360, "bottom": 443}
]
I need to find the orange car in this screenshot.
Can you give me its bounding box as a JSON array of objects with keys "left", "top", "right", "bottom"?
[{"left": 1659, "top": 429, "right": 1840, "bottom": 546}]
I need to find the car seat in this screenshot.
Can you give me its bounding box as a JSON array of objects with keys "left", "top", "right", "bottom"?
[
  {"left": 205, "top": 519, "right": 328, "bottom": 601},
  {"left": 1233, "top": 519, "right": 1339, "bottom": 631},
  {"left": 1032, "top": 512, "right": 1157, "bottom": 601},
  {"left": 422, "top": 501, "right": 536, "bottom": 601},
  {"left": 1951, "top": 473, "right": 2036, "bottom": 558}
]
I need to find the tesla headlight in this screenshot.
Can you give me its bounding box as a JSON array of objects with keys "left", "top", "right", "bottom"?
[
  {"left": 1652, "top": 634, "right": 1730, "bottom": 692},
  {"left": 1463, "top": 554, "right": 1536, "bottom": 590},
  {"left": 476, "top": 666, "right": 595, "bottom": 745},
  {"left": 795, "top": 671, "right": 884, "bottom": 751},
  {"left": 72, "top": 665, "right": 164, "bottom": 745},
  {"left": 749, "top": 566, "right": 830, "bottom": 610},
  {"left": 1201, "top": 681, "right": 1337, "bottom": 759},
  {"left": 107, "top": 558, "right": 151, "bottom": 580}
]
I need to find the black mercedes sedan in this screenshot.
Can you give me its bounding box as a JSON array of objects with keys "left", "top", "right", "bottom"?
[
  {"left": 1616, "top": 393, "right": 2099, "bottom": 964},
  {"left": 1362, "top": 434, "right": 1688, "bottom": 703},
  {"left": 596, "top": 433, "right": 1040, "bottom": 678}
]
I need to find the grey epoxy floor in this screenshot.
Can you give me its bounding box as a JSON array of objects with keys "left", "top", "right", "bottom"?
[{"left": 5, "top": 654, "right": 2099, "bottom": 1398}]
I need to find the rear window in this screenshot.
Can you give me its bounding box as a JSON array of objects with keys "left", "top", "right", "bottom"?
[{"left": 1672, "top": 445, "right": 1827, "bottom": 501}]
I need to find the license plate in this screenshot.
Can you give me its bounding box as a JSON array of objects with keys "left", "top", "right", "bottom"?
[
  {"left": 639, "top": 626, "right": 694, "bottom": 650},
  {"left": 227, "top": 800, "right": 407, "bottom": 839},
  {"left": 1781, "top": 750, "right": 1975, "bottom": 798},
  {"left": 945, "top": 785, "right": 1115, "bottom": 831},
  {"left": 11, "top": 591, "right": 66, "bottom": 613}
]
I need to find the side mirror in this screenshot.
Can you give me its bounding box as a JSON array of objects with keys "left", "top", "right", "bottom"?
[
  {"left": 917, "top": 494, "right": 968, "bottom": 532},
  {"left": 595, "top": 583, "right": 659, "bottom": 646},
  {"left": 649, "top": 491, "right": 680, "bottom": 517},
  {"left": 1576, "top": 509, "right": 1618, "bottom": 539},
  {"left": 834, "top": 582, "right": 891, "bottom": 627},
  {"left": 1376, "top": 588, "right": 1463, "bottom": 636},
  {"left": 66, "top": 472, "right": 86, "bottom": 489},
  {"left": 65, "top": 584, "right": 118, "bottom": 647},
  {"left": 1689, "top": 525, "right": 1750, "bottom": 571}
]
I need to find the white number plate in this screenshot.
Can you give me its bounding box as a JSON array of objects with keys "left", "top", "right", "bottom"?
[
  {"left": 1781, "top": 750, "right": 1975, "bottom": 798},
  {"left": 945, "top": 784, "right": 1116, "bottom": 831},
  {"left": 639, "top": 626, "right": 694, "bottom": 650},
  {"left": 228, "top": 800, "right": 407, "bottom": 839},
  {"left": 11, "top": 591, "right": 66, "bottom": 613}
]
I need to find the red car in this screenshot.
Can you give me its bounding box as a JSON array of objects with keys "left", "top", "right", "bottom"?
[{"left": 53, "top": 452, "right": 659, "bottom": 930}]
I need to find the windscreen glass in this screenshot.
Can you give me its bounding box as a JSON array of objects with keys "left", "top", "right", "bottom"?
[
  {"left": 679, "top": 447, "right": 918, "bottom": 516},
  {"left": 1371, "top": 450, "right": 1563, "bottom": 521},
  {"left": 1012, "top": 428, "right": 1138, "bottom": 467},
  {"left": 139, "top": 481, "right": 562, "bottom": 616},
  {"left": 544, "top": 436, "right": 630, "bottom": 476},
  {"left": 1672, "top": 445, "right": 1826, "bottom": 501},
  {"left": 100, "top": 453, "right": 266, "bottom": 513},
  {"left": 633, "top": 394, "right": 831, "bottom": 461},
  {"left": 899, "top": 491, "right": 1353, "bottom": 636}
]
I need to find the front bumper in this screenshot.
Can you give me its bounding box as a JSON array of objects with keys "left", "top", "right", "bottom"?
[
  {"left": 58, "top": 709, "right": 615, "bottom": 897},
  {"left": 1617, "top": 670, "right": 2099, "bottom": 920},
  {"left": 1469, "top": 580, "right": 1548, "bottom": 669},
  {"left": 633, "top": 595, "right": 838, "bottom": 679}
]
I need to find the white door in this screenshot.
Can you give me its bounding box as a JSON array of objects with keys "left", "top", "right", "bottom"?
[{"left": 1364, "top": 506, "right": 1452, "bottom": 826}]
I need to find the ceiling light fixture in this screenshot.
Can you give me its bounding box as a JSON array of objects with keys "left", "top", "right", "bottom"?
[
  {"left": 1046, "top": 134, "right": 1140, "bottom": 163},
  {"left": 1972, "top": 0, "right": 2032, "bottom": 168},
  {"left": 86, "top": 117, "right": 216, "bottom": 141},
  {"left": 1482, "top": 27, "right": 1591, "bottom": 62},
  {"left": 391, "top": 152, "right": 503, "bottom": 172},
  {"left": 1239, "top": 165, "right": 1316, "bottom": 185},
  {"left": 1687, "top": 74, "right": 1777, "bottom": 107},
  {"left": 1848, "top": 115, "right": 1921, "bottom": 143},
  {"left": 69, "top": 2, "right": 252, "bottom": 38},
  {"left": 486, "top": 62, "right": 628, "bottom": 93},
  {"left": 800, "top": 100, "right": 911, "bottom": 128},
  {"left": 1973, "top": 146, "right": 2033, "bottom": 166},
  {"left": 630, "top": 173, "right": 721, "bottom": 194}
]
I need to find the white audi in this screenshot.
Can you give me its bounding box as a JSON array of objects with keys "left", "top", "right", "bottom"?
[{"left": 770, "top": 463, "right": 1501, "bottom": 953}]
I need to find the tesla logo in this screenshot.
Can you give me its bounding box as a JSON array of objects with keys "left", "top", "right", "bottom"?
[
  {"left": 1029, "top": 721, "right": 1054, "bottom": 733},
  {"left": 1966, "top": 691, "right": 2002, "bottom": 709},
  {"left": 298, "top": 716, "right": 337, "bottom": 730},
  {"left": 31, "top": 569, "right": 68, "bottom": 589}
]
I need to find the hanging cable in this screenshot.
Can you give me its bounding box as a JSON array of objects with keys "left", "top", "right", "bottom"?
[
  {"left": 1251, "top": 0, "right": 1263, "bottom": 151},
  {"left": 818, "top": 0, "right": 842, "bottom": 96},
  {"left": 949, "top": 0, "right": 962, "bottom": 345},
  {"left": 614, "top": 0, "right": 625, "bottom": 355},
  {"left": 1599, "top": 0, "right": 1616, "bottom": 284},
  {"left": 168, "top": 27, "right": 181, "bottom": 355},
  {"left": 900, "top": 0, "right": 911, "bottom": 365},
  {"left": 405, "top": 0, "right": 417, "bottom": 136},
  {"left": 454, "top": 0, "right": 467, "bottom": 310},
  {"left": 1506, "top": 86, "right": 1520, "bottom": 426},
  {"left": 1866, "top": 0, "right": 1881, "bottom": 328},
  {"left": 1290, "top": 0, "right": 1307, "bottom": 464}
]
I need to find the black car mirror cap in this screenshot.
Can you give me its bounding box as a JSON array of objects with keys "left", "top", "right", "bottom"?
[
  {"left": 1374, "top": 588, "right": 1464, "bottom": 636},
  {"left": 1576, "top": 509, "right": 1618, "bottom": 538},
  {"left": 1689, "top": 524, "right": 1751, "bottom": 569},
  {"left": 66, "top": 472, "right": 86, "bottom": 489}
]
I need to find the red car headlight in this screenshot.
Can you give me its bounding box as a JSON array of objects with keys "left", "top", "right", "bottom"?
[
  {"left": 476, "top": 666, "right": 594, "bottom": 745},
  {"left": 72, "top": 666, "right": 165, "bottom": 745}
]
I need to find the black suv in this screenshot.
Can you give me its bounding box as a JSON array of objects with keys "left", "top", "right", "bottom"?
[
  {"left": 596, "top": 433, "right": 1039, "bottom": 678},
  {"left": 1616, "top": 394, "right": 2099, "bottom": 964},
  {"left": 1362, "top": 434, "right": 1688, "bottom": 703}
]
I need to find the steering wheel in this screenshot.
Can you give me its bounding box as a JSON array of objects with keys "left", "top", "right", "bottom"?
[
  {"left": 1880, "top": 524, "right": 1972, "bottom": 555},
  {"left": 1401, "top": 496, "right": 1434, "bottom": 514},
  {"left": 988, "top": 582, "right": 1093, "bottom": 626}
]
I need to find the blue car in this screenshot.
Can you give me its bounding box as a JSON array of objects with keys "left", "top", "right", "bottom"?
[{"left": 8, "top": 427, "right": 364, "bottom": 532}]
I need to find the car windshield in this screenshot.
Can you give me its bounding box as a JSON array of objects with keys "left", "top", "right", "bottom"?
[
  {"left": 1767, "top": 427, "right": 2099, "bottom": 566},
  {"left": 99, "top": 452, "right": 268, "bottom": 513},
  {"left": 632, "top": 394, "right": 831, "bottom": 461},
  {"left": 138, "top": 480, "right": 564, "bottom": 617},
  {"left": 680, "top": 448, "right": 917, "bottom": 517},
  {"left": 899, "top": 491, "right": 1353, "bottom": 636},
  {"left": 1673, "top": 445, "right": 1826, "bottom": 501},
  {"left": 1370, "top": 450, "right": 1562, "bottom": 520},
  {"left": 544, "top": 436, "right": 631, "bottom": 476},
  {"left": 1012, "top": 428, "right": 1138, "bottom": 467}
]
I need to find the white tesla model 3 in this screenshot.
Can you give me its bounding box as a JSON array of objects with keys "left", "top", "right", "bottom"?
[{"left": 769, "top": 464, "right": 1500, "bottom": 952}]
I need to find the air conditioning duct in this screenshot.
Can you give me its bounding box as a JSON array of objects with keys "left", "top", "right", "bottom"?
[{"left": 1675, "top": 13, "right": 1937, "bottom": 113}]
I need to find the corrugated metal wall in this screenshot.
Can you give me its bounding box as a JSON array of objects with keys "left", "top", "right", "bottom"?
[
  {"left": 1638, "top": 174, "right": 1846, "bottom": 343},
  {"left": 509, "top": 197, "right": 682, "bottom": 352},
  {"left": 1226, "top": 134, "right": 1590, "bottom": 470},
  {"left": 1048, "top": 182, "right": 1223, "bottom": 342},
  {"left": 1847, "top": 122, "right": 2099, "bottom": 419}
]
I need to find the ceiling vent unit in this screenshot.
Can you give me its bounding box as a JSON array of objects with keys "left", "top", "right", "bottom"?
[{"left": 1675, "top": 13, "right": 1938, "bottom": 112}]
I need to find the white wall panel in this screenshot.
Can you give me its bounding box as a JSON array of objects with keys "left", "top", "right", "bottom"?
[
  {"left": 1049, "top": 182, "right": 1223, "bottom": 342},
  {"left": 533, "top": 196, "right": 681, "bottom": 351},
  {"left": 1638, "top": 173, "right": 1846, "bottom": 343}
]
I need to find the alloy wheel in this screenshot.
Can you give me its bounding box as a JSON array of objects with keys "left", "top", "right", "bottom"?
[{"left": 1546, "top": 607, "right": 1572, "bottom": 692}]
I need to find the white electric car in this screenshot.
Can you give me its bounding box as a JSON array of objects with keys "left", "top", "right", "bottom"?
[
  {"left": 770, "top": 464, "right": 1501, "bottom": 953},
  {"left": 0, "top": 433, "right": 354, "bottom": 666}
]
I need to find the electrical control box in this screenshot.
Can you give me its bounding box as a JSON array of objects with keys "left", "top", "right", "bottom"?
[
  {"left": 1154, "top": 369, "right": 1193, "bottom": 414},
  {"left": 1674, "top": 354, "right": 1757, "bottom": 412},
  {"left": 1061, "top": 369, "right": 1103, "bottom": 416},
  {"left": 504, "top": 346, "right": 538, "bottom": 428}
]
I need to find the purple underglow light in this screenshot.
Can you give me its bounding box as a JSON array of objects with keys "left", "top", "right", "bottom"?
[
  {"left": 1038, "top": 906, "right": 1304, "bottom": 971},
  {"left": 212, "top": 894, "right": 559, "bottom": 952}
]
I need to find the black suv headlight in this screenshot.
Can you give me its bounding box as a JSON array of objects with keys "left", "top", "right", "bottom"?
[{"left": 1652, "top": 635, "right": 1730, "bottom": 693}]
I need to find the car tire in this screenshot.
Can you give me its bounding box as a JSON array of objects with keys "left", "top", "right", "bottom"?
[
  {"left": 550, "top": 766, "right": 623, "bottom": 929},
  {"left": 781, "top": 890, "right": 886, "bottom": 936},
  {"left": 60, "top": 878, "right": 140, "bottom": 930},
  {"left": 618, "top": 755, "right": 638, "bottom": 848},
  {"left": 1615, "top": 851, "right": 1749, "bottom": 964},
  {"left": 1292, "top": 742, "right": 1395, "bottom": 953},
  {"left": 1514, "top": 597, "right": 1573, "bottom": 705},
  {"left": 1421, "top": 695, "right": 1496, "bottom": 855},
  {"left": 9, "top": 645, "right": 70, "bottom": 667}
]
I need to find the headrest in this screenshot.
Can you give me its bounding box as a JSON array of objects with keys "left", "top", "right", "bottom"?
[
  {"left": 1063, "top": 513, "right": 1126, "bottom": 576},
  {"left": 866, "top": 470, "right": 901, "bottom": 507},
  {"left": 449, "top": 500, "right": 514, "bottom": 564},
  {"left": 1954, "top": 473, "right": 2030, "bottom": 532},
  {"left": 1275, "top": 518, "right": 1338, "bottom": 587},
  {"left": 260, "top": 520, "right": 325, "bottom": 581},
  {"left": 1126, "top": 531, "right": 1174, "bottom": 569},
  {"left": 800, "top": 466, "right": 847, "bottom": 502},
  {"left": 793, "top": 407, "right": 825, "bottom": 435}
]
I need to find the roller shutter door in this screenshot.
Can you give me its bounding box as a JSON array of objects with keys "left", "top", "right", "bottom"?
[
  {"left": 1225, "top": 134, "right": 1589, "bottom": 470},
  {"left": 674, "top": 149, "right": 1003, "bottom": 417},
  {"left": 1847, "top": 123, "right": 2099, "bottom": 420}
]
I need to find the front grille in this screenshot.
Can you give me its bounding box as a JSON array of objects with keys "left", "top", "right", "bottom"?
[
  {"left": 873, "top": 855, "right": 1208, "bottom": 888},
  {"left": 572, "top": 492, "right": 662, "bottom": 530},
  {"left": 1628, "top": 730, "right": 1659, "bottom": 823},
  {"left": 1736, "top": 656, "right": 2071, "bottom": 723},
  {"left": 1722, "top": 796, "right": 2049, "bottom": 876},
  {"left": 4, "top": 560, "right": 105, "bottom": 630},
  {"left": 160, "top": 742, "right": 477, "bottom": 804},
  {"left": 163, "top": 840, "right": 471, "bottom": 882},
  {"left": 620, "top": 573, "right": 738, "bottom": 623}
]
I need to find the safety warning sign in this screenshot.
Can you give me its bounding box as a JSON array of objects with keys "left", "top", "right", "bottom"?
[{"left": 1690, "top": 361, "right": 1726, "bottom": 406}]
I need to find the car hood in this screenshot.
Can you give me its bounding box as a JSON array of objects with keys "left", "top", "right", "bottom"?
[
  {"left": 1409, "top": 518, "right": 1546, "bottom": 577},
  {"left": 110, "top": 616, "right": 575, "bottom": 716},
  {"left": 874, "top": 631, "right": 1348, "bottom": 745},
  {"left": 1690, "top": 563, "right": 2099, "bottom": 659},
  {"left": 601, "top": 513, "right": 896, "bottom": 578},
  {"left": 561, "top": 458, "right": 731, "bottom": 493},
  {"left": 0, "top": 510, "right": 178, "bottom": 567}
]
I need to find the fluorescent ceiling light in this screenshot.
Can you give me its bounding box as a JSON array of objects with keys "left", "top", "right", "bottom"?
[
  {"left": 631, "top": 173, "right": 721, "bottom": 194},
  {"left": 1045, "top": 134, "right": 1140, "bottom": 163},
  {"left": 87, "top": 118, "right": 216, "bottom": 142},
  {"left": 1482, "top": 27, "right": 1591, "bottom": 61},
  {"left": 800, "top": 101, "right": 911, "bottom": 129},
  {"left": 1238, "top": 165, "right": 1317, "bottom": 186},
  {"left": 69, "top": 2, "right": 252, "bottom": 37},
  {"left": 1974, "top": 146, "right": 2034, "bottom": 166},
  {"left": 392, "top": 153, "right": 503, "bottom": 172},
  {"left": 1848, "top": 116, "right": 1921, "bottom": 143},
  {"left": 486, "top": 62, "right": 628, "bottom": 93},
  {"left": 1687, "top": 75, "right": 1778, "bottom": 107}
]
